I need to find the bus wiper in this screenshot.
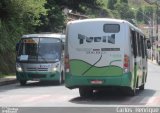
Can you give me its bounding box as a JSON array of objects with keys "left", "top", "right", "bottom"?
[
  {"left": 53, "top": 59, "right": 60, "bottom": 62},
  {"left": 82, "top": 53, "right": 102, "bottom": 76},
  {"left": 38, "top": 55, "right": 60, "bottom": 63},
  {"left": 38, "top": 54, "right": 49, "bottom": 63}
]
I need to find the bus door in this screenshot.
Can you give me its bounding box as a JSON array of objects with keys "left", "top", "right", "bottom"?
[
  {"left": 131, "top": 30, "right": 143, "bottom": 88},
  {"left": 131, "top": 30, "right": 138, "bottom": 88},
  {"left": 141, "top": 36, "right": 147, "bottom": 84}
]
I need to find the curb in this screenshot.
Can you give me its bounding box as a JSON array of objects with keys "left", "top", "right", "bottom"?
[{"left": 0, "top": 78, "right": 18, "bottom": 86}]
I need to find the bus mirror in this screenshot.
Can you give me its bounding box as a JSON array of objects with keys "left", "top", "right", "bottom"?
[
  {"left": 16, "top": 43, "right": 19, "bottom": 52},
  {"left": 147, "top": 40, "right": 151, "bottom": 49}
]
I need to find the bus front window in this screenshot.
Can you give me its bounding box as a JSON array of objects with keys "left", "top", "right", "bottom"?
[
  {"left": 38, "top": 38, "right": 61, "bottom": 62},
  {"left": 18, "top": 38, "right": 61, "bottom": 63},
  {"left": 18, "top": 38, "right": 38, "bottom": 61}
]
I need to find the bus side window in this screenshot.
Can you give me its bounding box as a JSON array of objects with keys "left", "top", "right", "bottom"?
[
  {"left": 139, "top": 34, "right": 142, "bottom": 57},
  {"left": 135, "top": 32, "right": 139, "bottom": 57},
  {"left": 131, "top": 30, "right": 137, "bottom": 58},
  {"left": 144, "top": 38, "right": 148, "bottom": 57},
  {"left": 137, "top": 33, "right": 141, "bottom": 57},
  {"left": 141, "top": 36, "right": 145, "bottom": 58}
]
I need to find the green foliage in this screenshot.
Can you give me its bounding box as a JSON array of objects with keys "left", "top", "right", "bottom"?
[
  {"left": 78, "top": 0, "right": 105, "bottom": 17},
  {"left": 110, "top": 10, "right": 120, "bottom": 18},
  {"left": 57, "top": 0, "right": 103, "bottom": 12},
  {"left": 143, "top": 6, "right": 154, "bottom": 24},
  {"left": 86, "top": 7, "right": 113, "bottom": 18},
  {"left": 115, "top": 3, "right": 134, "bottom": 20},
  {"left": 0, "top": 0, "right": 46, "bottom": 74},
  {"left": 37, "top": 0, "right": 65, "bottom": 32},
  {"left": 120, "top": 0, "right": 128, "bottom": 4},
  {"left": 107, "top": 0, "right": 117, "bottom": 10},
  {"left": 37, "top": 0, "right": 104, "bottom": 32},
  {"left": 136, "top": 7, "right": 144, "bottom": 22},
  {"left": 158, "top": 8, "right": 160, "bottom": 24}
]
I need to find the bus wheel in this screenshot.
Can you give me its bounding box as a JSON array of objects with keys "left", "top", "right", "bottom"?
[
  {"left": 79, "top": 88, "right": 93, "bottom": 98},
  {"left": 124, "top": 87, "right": 136, "bottom": 96},
  {"left": 61, "top": 71, "right": 64, "bottom": 83},
  {"left": 56, "top": 74, "right": 62, "bottom": 85},
  {"left": 20, "top": 80, "right": 27, "bottom": 86},
  {"left": 128, "top": 88, "right": 136, "bottom": 96},
  {"left": 139, "top": 84, "right": 144, "bottom": 90}
]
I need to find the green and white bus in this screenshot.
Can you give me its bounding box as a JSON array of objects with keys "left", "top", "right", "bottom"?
[
  {"left": 16, "top": 33, "right": 65, "bottom": 85},
  {"left": 65, "top": 18, "right": 149, "bottom": 97}
]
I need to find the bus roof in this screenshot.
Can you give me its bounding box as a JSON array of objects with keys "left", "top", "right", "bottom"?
[
  {"left": 22, "top": 33, "right": 65, "bottom": 39},
  {"left": 67, "top": 18, "right": 144, "bottom": 35},
  {"left": 68, "top": 18, "right": 126, "bottom": 24}
]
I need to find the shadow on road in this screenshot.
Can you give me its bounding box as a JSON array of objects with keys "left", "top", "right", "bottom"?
[
  {"left": 0, "top": 81, "right": 64, "bottom": 92},
  {"left": 69, "top": 88, "right": 156, "bottom": 105},
  {"left": 24, "top": 81, "right": 64, "bottom": 87}
]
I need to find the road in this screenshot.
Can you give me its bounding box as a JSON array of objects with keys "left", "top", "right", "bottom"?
[{"left": 0, "top": 62, "right": 160, "bottom": 107}]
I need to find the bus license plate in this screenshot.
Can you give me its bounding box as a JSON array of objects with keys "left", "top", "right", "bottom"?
[
  {"left": 32, "top": 78, "right": 40, "bottom": 81},
  {"left": 91, "top": 80, "right": 103, "bottom": 84}
]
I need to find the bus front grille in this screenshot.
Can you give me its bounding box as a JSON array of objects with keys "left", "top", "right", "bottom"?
[
  {"left": 38, "top": 68, "right": 48, "bottom": 71},
  {"left": 27, "top": 68, "right": 48, "bottom": 72},
  {"left": 28, "top": 74, "right": 47, "bottom": 78}
]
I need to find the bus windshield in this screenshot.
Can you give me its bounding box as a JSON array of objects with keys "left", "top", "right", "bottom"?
[{"left": 17, "top": 37, "right": 61, "bottom": 63}]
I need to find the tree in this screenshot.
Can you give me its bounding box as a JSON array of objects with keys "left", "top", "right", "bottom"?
[
  {"left": 143, "top": 6, "right": 154, "bottom": 24},
  {"left": 37, "top": 0, "right": 65, "bottom": 32},
  {"left": 115, "top": 3, "right": 134, "bottom": 20},
  {"left": 136, "top": 7, "right": 144, "bottom": 22},
  {"left": 54, "top": 0, "right": 103, "bottom": 13},
  {"left": 107, "top": 0, "right": 117, "bottom": 10},
  {"left": 0, "top": 0, "right": 46, "bottom": 74},
  {"left": 120, "top": 0, "right": 128, "bottom": 4},
  {"left": 38, "top": 0, "right": 104, "bottom": 32}
]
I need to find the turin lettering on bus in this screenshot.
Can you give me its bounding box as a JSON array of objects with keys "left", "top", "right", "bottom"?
[{"left": 78, "top": 34, "right": 115, "bottom": 44}]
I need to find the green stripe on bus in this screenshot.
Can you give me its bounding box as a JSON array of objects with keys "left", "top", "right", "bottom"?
[{"left": 70, "top": 59, "right": 123, "bottom": 76}]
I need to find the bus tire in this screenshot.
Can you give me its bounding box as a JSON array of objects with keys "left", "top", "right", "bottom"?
[
  {"left": 123, "top": 87, "right": 136, "bottom": 96},
  {"left": 20, "top": 80, "right": 27, "bottom": 86},
  {"left": 128, "top": 88, "right": 136, "bottom": 96},
  {"left": 158, "top": 61, "right": 160, "bottom": 65},
  {"left": 56, "top": 74, "right": 62, "bottom": 85},
  {"left": 61, "top": 71, "right": 64, "bottom": 83},
  {"left": 139, "top": 84, "right": 144, "bottom": 90},
  {"left": 79, "top": 88, "right": 93, "bottom": 98}
]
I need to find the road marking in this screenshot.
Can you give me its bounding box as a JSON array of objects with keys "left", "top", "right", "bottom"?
[
  {"left": 23, "top": 95, "right": 51, "bottom": 102},
  {"left": 139, "top": 97, "right": 150, "bottom": 104},
  {"left": 146, "top": 96, "right": 160, "bottom": 105}
]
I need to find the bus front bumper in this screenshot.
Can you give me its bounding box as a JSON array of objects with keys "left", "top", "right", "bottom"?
[{"left": 16, "top": 71, "right": 61, "bottom": 81}]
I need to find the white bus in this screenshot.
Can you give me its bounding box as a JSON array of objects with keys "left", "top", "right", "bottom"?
[
  {"left": 65, "top": 18, "right": 148, "bottom": 97},
  {"left": 16, "top": 33, "right": 65, "bottom": 85}
]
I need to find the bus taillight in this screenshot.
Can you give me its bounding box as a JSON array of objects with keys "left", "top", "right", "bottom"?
[
  {"left": 65, "top": 55, "right": 70, "bottom": 72},
  {"left": 123, "top": 54, "right": 129, "bottom": 72}
]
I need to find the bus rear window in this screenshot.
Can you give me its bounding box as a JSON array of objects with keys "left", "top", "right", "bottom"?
[{"left": 103, "top": 24, "right": 120, "bottom": 33}]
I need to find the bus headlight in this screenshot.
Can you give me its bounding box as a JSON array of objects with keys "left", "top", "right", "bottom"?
[
  {"left": 52, "top": 67, "right": 57, "bottom": 72},
  {"left": 16, "top": 64, "right": 22, "bottom": 72},
  {"left": 51, "top": 63, "right": 60, "bottom": 72}
]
